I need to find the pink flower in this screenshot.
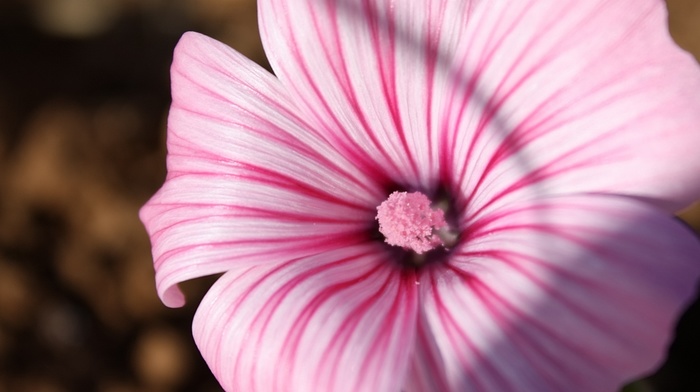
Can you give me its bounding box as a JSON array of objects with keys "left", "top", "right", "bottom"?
[{"left": 140, "top": 1, "right": 700, "bottom": 391}]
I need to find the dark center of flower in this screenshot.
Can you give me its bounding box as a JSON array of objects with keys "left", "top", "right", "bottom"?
[{"left": 375, "top": 191, "right": 458, "bottom": 263}]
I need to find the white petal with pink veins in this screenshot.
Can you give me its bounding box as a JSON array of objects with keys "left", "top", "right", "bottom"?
[
  {"left": 443, "top": 0, "right": 700, "bottom": 216},
  {"left": 193, "top": 244, "right": 418, "bottom": 392},
  {"left": 259, "top": 0, "right": 475, "bottom": 190},
  {"left": 416, "top": 195, "right": 700, "bottom": 392},
  {"left": 259, "top": 0, "right": 700, "bottom": 212},
  {"left": 140, "top": 33, "right": 384, "bottom": 307}
]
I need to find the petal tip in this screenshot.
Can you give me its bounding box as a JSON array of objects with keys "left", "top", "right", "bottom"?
[{"left": 160, "top": 284, "right": 187, "bottom": 308}]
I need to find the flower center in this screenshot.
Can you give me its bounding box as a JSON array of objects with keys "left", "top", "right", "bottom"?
[{"left": 375, "top": 191, "right": 450, "bottom": 254}]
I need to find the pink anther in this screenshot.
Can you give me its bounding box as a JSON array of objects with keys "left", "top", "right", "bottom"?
[{"left": 376, "top": 191, "right": 447, "bottom": 254}]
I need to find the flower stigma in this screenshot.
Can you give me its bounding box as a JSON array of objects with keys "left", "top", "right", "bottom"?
[{"left": 376, "top": 191, "right": 456, "bottom": 256}]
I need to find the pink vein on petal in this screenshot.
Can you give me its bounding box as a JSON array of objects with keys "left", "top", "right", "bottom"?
[
  {"left": 427, "top": 195, "right": 700, "bottom": 391},
  {"left": 427, "top": 270, "right": 508, "bottom": 391},
  {"left": 262, "top": 0, "right": 395, "bottom": 184},
  {"left": 192, "top": 246, "right": 417, "bottom": 391},
  {"left": 448, "top": 2, "right": 586, "bottom": 195},
  {"left": 168, "top": 97, "right": 378, "bottom": 199},
  {"left": 318, "top": 0, "right": 415, "bottom": 178},
  {"left": 362, "top": 0, "right": 421, "bottom": 180}
]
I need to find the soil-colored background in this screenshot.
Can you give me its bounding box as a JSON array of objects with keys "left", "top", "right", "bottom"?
[{"left": 0, "top": 1, "right": 699, "bottom": 391}]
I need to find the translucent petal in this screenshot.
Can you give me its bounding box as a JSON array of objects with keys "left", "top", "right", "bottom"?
[{"left": 140, "top": 33, "right": 381, "bottom": 306}]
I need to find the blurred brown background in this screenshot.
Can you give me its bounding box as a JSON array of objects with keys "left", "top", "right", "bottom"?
[{"left": 0, "top": 1, "right": 698, "bottom": 391}]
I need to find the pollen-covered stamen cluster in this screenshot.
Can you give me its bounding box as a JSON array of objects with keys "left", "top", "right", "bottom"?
[{"left": 376, "top": 191, "right": 448, "bottom": 254}]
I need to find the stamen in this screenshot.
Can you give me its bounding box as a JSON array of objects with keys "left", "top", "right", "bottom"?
[{"left": 375, "top": 191, "right": 447, "bottom": 254}]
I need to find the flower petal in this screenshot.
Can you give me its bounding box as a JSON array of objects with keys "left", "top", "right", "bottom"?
[
  {"left": 140, "top": 32, "right": 382, "bottom": 307},
  {"left": 258, "top": 0, "right": 700, "bottom": 210},
  {"left": 192, "top": 245, "right": 418, "bottom": 392},
  {"left": 443, "top": 0, "right": 700, "bottom": 215},
  {"left": 402, "top": 309, "right": 452, "bottom": 392},
  {"left": 417, "top": 195, "right": 700, "bottom": 392},
  {"left": 258, "top": 0, "right": 474, "bottom": 190}
]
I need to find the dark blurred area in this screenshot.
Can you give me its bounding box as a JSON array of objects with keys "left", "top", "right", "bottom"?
[{"left": 0, "top": 1, "right": 698, "bottom": 391}]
